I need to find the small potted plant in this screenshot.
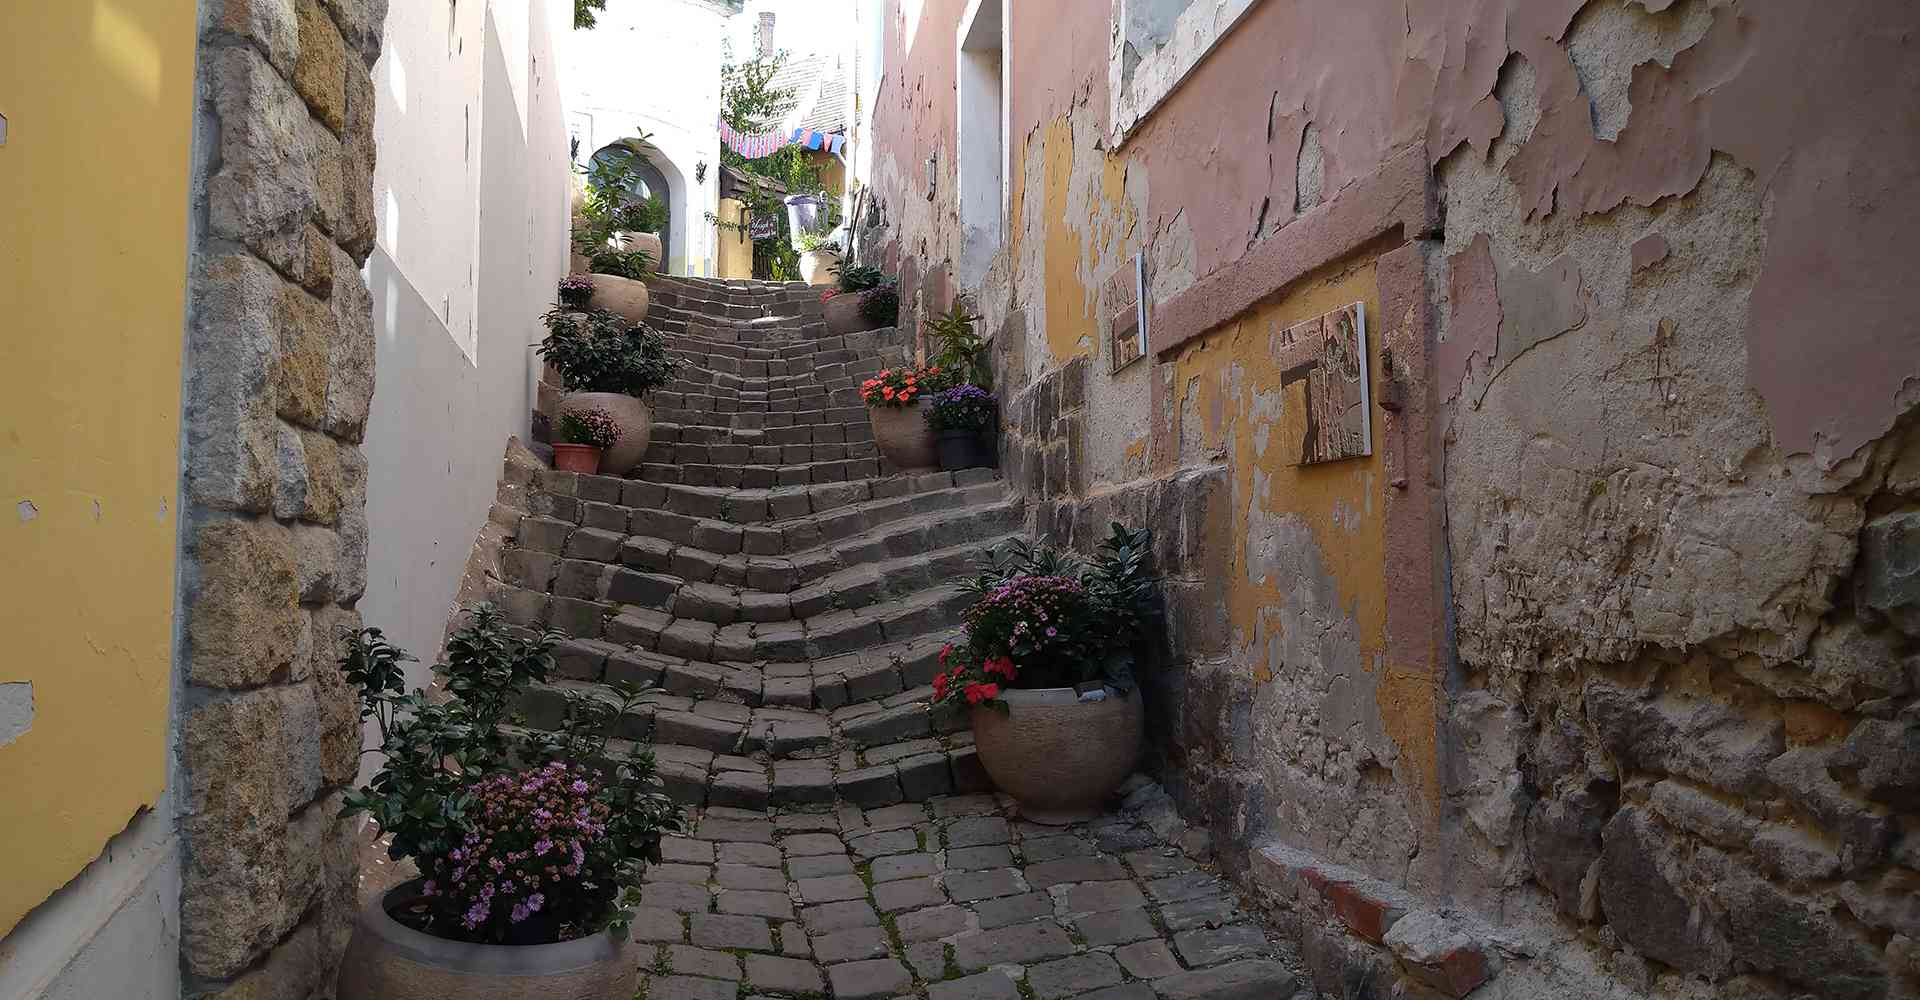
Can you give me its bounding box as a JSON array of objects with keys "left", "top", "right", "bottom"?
[
  {"left": 860, "top": 365, "right": 945, "bottom": 472},
  {"left": 336, "top": 607, "right": 684, "bottom": 999},
  {"left": 925, "top": 383, "right": 998, "bottom": 470},
  {"left": 859, "top": 283, "right": 900, "bottom": 328},
  {"left": 538, "top": 308, "right": 681, "bottom": 474},
  {"left": 795, "top": 230, "right": 841, "bottom": 286},
  {"left": 552, "top": 407, "right": 621, "bottom": 473},
  {"left": 558, "top": 274, "right": 595, "bottom": 311},
  {"left": 930, "top": 525, "right": 1161, "bottom": 824},
  {"left": 824, "top": 262, "right": 891, "bottom": 334}
]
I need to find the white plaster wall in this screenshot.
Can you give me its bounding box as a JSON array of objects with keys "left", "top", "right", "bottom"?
[
  {"left": 362, "top": 0, "right": 574, "bottom": 694},
  {"left": 0, "top": 805, "right": 180, "bottom": 1000},
  {"left": 564, "top": 0, "right": 737, "bottom": 276}
]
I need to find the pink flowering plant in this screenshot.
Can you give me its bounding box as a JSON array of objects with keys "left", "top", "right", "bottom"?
[
  {"left": 557, "top": 274, "right": 595, "bottom": 309},
  {"left": 557, "top": 407, "right": 622, "bottom": 449},
  {"left": 341, "top": 605, "right": 683, "bottom": 945},
  {"left": 932, "top": 524, "right": 1160, "bottom": 711}
]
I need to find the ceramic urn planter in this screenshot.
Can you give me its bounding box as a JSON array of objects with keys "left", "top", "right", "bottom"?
[
  {"left": 869, "top": 404, "right": 937, "bottom": 472},
  {"left": 557, "top": 392, "right": 651, "bottom": 475},
  {"left": 337, "top": 883, "right": 638, "bottom": 1000},
  {"left": 586, "top": 273, "right": 651, "bottom": 326},
  {"left": 971, "top": 686, "right": 1144, "bottom": 825},
  {"left": 798, "top": 249, "right": 839, "bottom": 286}
]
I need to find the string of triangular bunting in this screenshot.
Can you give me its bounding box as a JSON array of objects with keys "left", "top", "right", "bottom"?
[{"left": 718, "top": 116, "right": 847, "bottom": 159}]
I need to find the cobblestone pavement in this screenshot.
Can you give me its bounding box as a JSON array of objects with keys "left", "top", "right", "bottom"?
[{"left": 632, "top": 793, "right": 1310, "bottom": 1000}]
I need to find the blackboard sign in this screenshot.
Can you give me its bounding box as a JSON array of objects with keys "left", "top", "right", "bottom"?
[{"left": 748, "top": 214, "right": 779, "bottom": 240}]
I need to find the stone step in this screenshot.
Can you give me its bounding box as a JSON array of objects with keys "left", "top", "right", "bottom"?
[
  {"left": 643, "top": 438, "right": 881, "bottom": 469},
  {"left": 579, "top": 581, "right": 972, "bottom": 666},
  {"left": 650, "top": 384, "right": 870, "bottom": 416},
  {"left": 651, "top": 420, "right": 876, "bottom": 449},
  {"left": 526, "top": 476, "right": 1007, "bottom": 563},
  {"left": 545, "top": 528, "right": 1019, "bottom": 629},
  {"left": 653, "top": 405, "right": 875, "bottom": 430},
  {"left": 513, "top": 682, "right": 989, "bottom": 809},
  {"left": 638, "top": 457, "right": 884, "bottom": 488}
]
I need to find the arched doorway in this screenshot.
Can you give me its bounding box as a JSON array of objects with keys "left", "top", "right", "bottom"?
[{"left": 588, "top": 141, "right": 676, "bottom": 273}]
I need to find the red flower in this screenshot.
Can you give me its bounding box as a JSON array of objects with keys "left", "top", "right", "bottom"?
[
  {"left": 939, "top": 643, "right": 953, "bottom": 665},
  {"left": 964, "top": 682, "right": 1000, "bottom": 705},
  {"left": 932, "top": 671, "right": 950, "bottom": 699},
  {"left": 984, "top": 656, "right": 1016, "bottom": 679}
]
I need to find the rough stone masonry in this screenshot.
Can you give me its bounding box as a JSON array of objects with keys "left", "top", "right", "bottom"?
[
  {"left": 174, "top": 0, "right": 385, "bottom": 994},
  {"left": 855, "top": 1, "right": 1920, "bottom": 997}
]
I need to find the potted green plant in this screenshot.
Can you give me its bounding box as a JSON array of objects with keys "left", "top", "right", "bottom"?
[
  {"left": 336, "top": 607, "right": 683, "bottom": 999},
  {"left": 538, "top": 308, "right": 681, "bottom": 474},
  {"left": 930, "top": 525, "right": 1161, "bottom": 824},
  {"left": 552, "top": 407, "right": 621, "bottom": 473},
  {"left": 823, "top": 262, "right": 889, "bottom": 334},
  {"left": 557, "top": 274, "right": 595, "bottom": 311},
  {"left": 573, "top": 151, "right": 663, "bottom": 320},
  {"left": 925, "top": 303, "right": 989, "bottom": 387},
  {"left": 925, "top": 383, "right": 997, "bottom": 470},
  {"left": 860, "top": 364, "right": 944, "bottom": 472},
  {"left": 794, "top": 230, "right": 841, "bottom": 286},
  {"left": 859, "top": 283, "right": 900, "bottom": 328}
]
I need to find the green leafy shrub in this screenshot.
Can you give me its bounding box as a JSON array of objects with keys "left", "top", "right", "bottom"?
[
  {"left": 925, "top": 304, "right": 989, "bottom": 388},
  {"left": 537, "top": 309, "right": 681, "bottom": 397},
  {"left": 931, "top": 524, "right": 1161, "bottom": 707},
  {"left": 832, "top": 262, "right": 886, "bottom": 293},
  {"left": 341, "top": 606, "right": 683, "bottom": 943}
]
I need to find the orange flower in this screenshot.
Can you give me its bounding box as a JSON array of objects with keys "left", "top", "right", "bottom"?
[{"left": 882, "top": 387, "right": 896, "bottom": 400}]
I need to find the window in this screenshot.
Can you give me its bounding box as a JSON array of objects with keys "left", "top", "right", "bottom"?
[
  {"left": 1109, "top": 0, "right": 1264, "bottom": 146},
  {"left": 955, "top": 0, "right": 1006, "bottom": 289}
]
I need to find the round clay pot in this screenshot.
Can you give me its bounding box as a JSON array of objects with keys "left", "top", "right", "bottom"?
[
  {"left": 798, "top": 249, "right": 840, "bottom": 286},
  {"left": 617, "top": 232, "right": 664, "bottom": 271},
  {"left": 869, "top": 404, "right": 936, "bottom": 472},
  {"left": 551, "top": 443, "right": 602, "bottom": 474},
  {"left": 972, "top": 686, "right": 1144, "bottom": 825},
  {"left": 337, "top": 883, "right": 638, "bottom": 1000},
  {"left": 587, "top": 273, "right": 651, "bottom": 326},
  {"left": 557, "top": 392, "right": 651, "bottom": 475},
  {"left": 825, "top": 291, "right": 883, "bottom": 335}
]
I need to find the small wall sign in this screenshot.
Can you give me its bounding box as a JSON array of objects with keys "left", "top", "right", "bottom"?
[
  {"left": 1277, "top": 301, "right": 1372, "bottom": 465},
  {"left": 1107, "top": 252, "right": 1148, "bottom": 373}
]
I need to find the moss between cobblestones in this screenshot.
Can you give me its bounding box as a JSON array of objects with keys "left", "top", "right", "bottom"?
[
  {"left": 878, "top": 910, "right": 906, "bottom": 958},
  {"left": 942, "top": 943, "right": 962, "bottom": 980},
  {"left": 1015, "top": 974, "right": 1039, "bottom": 1000},
  {"left": 854, "top": 859, "right": 876, "bottom": 890},
  {"left": 652, "top": 943, "right": 672, "bottom": 974}
]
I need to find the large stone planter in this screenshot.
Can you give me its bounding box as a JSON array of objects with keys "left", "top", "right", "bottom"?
[
  {"left": 972, "top": 686, "right": 1144, "bottom": 825},
  {"left": 338, "top": 883, "right": 638, "bottom": 1000},
  {"left": 587, "top": 273, "right": 650, "bottom": 326},
  {"left": 798, "top": 249, "right": 839, "bottom": 286},
  {"left": 869, "top": 404, "right": 936, "bottom": 472},
  {"left": 825, "top": 291, "right": 883, "bottom": 335},
  {"left": 558, "top": 392, "right": 651, "bottom": 475}
]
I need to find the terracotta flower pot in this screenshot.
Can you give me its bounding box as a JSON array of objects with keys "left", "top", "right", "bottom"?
[
  {"left": 337, "top": 883, "right": 638, "bottom": 1000},
  {"left": 586, "top": 273, "right": 651, "bottom": 326},
  {"left": 551, "top": 443, "right": 602, "bottom": 474},
  {"left": 971, "top": 686, "right": 1144, "bottom": 825},
  {"left": 824, "top": 291, "right": 883, "bottom": 335},
  {"left": 557, "top": 392, "right": 651, "bottom": 475},
  {"left": 869, "top": 404, "right": 937, "bottom": 472}
]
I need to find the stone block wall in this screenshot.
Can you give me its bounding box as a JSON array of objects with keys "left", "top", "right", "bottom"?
[
  {"left": 176, "top": 0, "right": 385, "bottom": 994},
  {"left": 860, "top": 1, "right": 1920, "bottom": 996}
]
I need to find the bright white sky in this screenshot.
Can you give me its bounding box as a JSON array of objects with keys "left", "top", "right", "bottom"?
[{"left": 723, "top": 0, "right": 857, "bottom": 63}]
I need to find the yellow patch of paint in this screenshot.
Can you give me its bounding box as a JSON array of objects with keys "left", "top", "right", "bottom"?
[
  {"left": 1165, "top": 261, "right": 1439, "bottom": 811},
  {"left": 1041, "top": 118, "right": 1094, "bottom": 363},
  {"left": 0, "top": 0, "right": 197, "bottom": 935}
]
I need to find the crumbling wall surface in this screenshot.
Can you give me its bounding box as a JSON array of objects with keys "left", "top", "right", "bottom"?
[
  {"left": 176, "top": 0, "right": 386, "bottom": 995},
  {"left": 863, "top": 1, "right": 1920, "bottom": 997}
]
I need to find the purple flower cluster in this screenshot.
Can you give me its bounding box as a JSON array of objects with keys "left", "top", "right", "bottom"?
[
  {"left": 421, "top": 762, "right": 612, "bottom": 940},
  {"left": 960, "top": 574, "right": 1095, "bottom": 686},
  {"left": 558, "top": 274, "right": 595, "bottom": 308},
  {"left": 926, "top": 382, "right": 998, "bottom": 432}
]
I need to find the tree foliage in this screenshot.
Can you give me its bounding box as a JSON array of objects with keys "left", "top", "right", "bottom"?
[{"left": 575, "top": 0, "right": 610, "bottom": 30}]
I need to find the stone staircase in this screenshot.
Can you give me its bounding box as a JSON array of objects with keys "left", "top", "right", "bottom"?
[{"left": 496, "top": 276, "right": 1020, "bottom": 814}]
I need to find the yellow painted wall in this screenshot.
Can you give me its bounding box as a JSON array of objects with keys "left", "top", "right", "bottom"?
[
  {"left": 0, "top": 0, "right": 198, "bottom": 936},
  {"left": 716, "top": 197, "right": 755, "bottom": 279}
]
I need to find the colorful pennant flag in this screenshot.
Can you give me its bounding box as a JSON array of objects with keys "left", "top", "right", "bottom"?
[{"left": 717, "top": 116, "right": 848, "bottom": 161}]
